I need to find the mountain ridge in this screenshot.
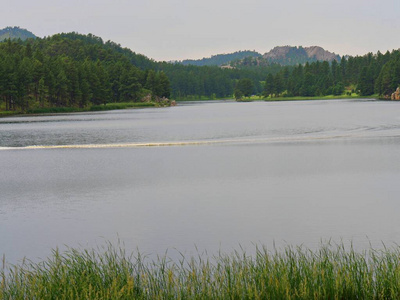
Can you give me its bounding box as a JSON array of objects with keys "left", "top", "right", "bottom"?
[
  {"left": 0, "top": 26, "right": 342, "bottom": 67},
  {"left": 178, "top": 46, "right": 341, "bottom": 68},
  {"left": 178, "top": 50, "right": 262, "bottom": 66}
]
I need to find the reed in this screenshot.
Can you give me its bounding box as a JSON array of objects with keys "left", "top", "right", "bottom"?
[{"left": 2, "top": 242, "right": 400, "bottom": 299}]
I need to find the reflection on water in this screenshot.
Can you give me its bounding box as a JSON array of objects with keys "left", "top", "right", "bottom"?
[{"left": 1, "top": 99, "right": 400, "bottom": 265}]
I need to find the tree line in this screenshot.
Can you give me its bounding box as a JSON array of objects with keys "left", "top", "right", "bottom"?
[
  {"left": 159, "top": 62, "right": 285, "bottom": 99},
  {"left": 261, "top": 50, "right": 400, "bottom": 98},
  {"left": 1, "top": 32, "right": 400, "bottom": 112}
]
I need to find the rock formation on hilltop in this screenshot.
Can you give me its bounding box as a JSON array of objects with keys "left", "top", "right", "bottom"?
[
  {"left": 305, "top": 46, "right": 339, "bottom": 61},
  {"left": 262, "top": 46, "right": 340, "bottom": 65}
]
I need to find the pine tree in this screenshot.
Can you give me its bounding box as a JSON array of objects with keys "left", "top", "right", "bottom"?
[
  {"left": 235, "top": 78, "right": 254, "bottom": 97},
  {"left": 155, "top": 71, "right": 170, "bottom": 98},
  {"left": 264, "top": 73, "right": 274, "bottom": 98},
  {"left": 358, "top": 66, "right": 374, "bottom": 96},
  {"left": 274, "top": 73, "right": 284, "bottom": 97},
  {"left": 56, "top": 69, "right": 69, "bottom": 106},
  {"left": 38, "top": 77, "right": 46, "bottom": 107}
]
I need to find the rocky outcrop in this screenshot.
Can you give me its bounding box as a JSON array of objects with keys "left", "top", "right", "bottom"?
[
  {"left": 140, "top": 93, "right": 176, "bottom": 106},
  {"left": 140, "top": 94, "right": 152, "bottom": 102},
  {"left": 261, "top": 46, "right": 340, "bottom": 65},
  {"left": 391, "top": 87, "right": 400, "bottom": 100},
  {"left": 305, "top": 46, "right": 339, "bottom": 61},
  {"left": 262, "top": 46, "right": 294, "bottom": 60}
]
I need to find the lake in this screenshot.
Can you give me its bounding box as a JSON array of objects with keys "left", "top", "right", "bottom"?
[{"left": 1, "top": 99, "right": 400, "bottom": 265}]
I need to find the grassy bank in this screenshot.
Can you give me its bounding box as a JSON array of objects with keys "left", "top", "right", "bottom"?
[
  {"left": 0, "top": 102, "right": 159, "bottom": 117},
  {"left": 175, "top": 94, "right": 378, "bottom": 102},
  {"left": 175, "top": 95, "right": 233, "bottom": 101},
  {"left": 2, "top": 242, "right": 400, "bottom": 299},
  {"left": 264, "top": 94, "right": 379, "bottom": 101},
  {"left": 89, "top": 102, "right": 156, "bottom": 111}
]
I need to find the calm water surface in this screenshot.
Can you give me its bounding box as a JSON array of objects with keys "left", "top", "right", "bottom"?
[{"left": 1, "top": 99, "right": 400, "bottom": 265}]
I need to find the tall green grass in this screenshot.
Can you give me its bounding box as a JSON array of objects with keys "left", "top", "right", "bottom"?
[
  {"left": 2, "top": 242, "right": 400, "bottom": 299},
  {"left": 90, "top": 102, "right": 156, "bottom": 111},
  {"left": 26, "top": 107, "right": 85, "bottom": 114},
  {"left": 265, "top": 94, "right": 379, "bottom": 101},
  {"left": 0, "top": 102, "right": 157, "bottom": 117},
  {"left": 0, "top": 110, "right": 18, "bottom": 117}
]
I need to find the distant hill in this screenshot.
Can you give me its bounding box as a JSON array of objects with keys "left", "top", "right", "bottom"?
[
  {"left": 263, "top": 46, "right": 340, "bottom": 64},
  {"left": 0, "top": 26, "right": 37, "bottom": 41},
  {"left": 179, "top": 50, "right": 262, "bottom": 66},
  {"left": 233, "top": 46, "right": 341, "bottom": 68}
]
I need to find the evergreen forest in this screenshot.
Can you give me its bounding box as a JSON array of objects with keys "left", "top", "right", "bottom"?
[
  {"left": 262, "top": 51, "right": 400, "bottom": 98},
  {"left": 0, "top": 31, "right": 400, "bottom": 113}
]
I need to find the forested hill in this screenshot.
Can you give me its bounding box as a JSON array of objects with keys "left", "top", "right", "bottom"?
[
  {"left": 0, "top": 26, "right": 36, "bottom": 41},
  {"left": 0, "top": 32, "right": 170, "bottom": 112},
  {"left": 178, "top": 50, "right": 262, "bottom": 66},
  {"left": 53, "top": 32, "right": 157, "bottom": 70}
]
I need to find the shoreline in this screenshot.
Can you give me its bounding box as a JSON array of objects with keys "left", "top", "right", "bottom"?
[
  {"left": 179, "top": 94, "right": 379, "bottom": 102},
  {"left": 265, "top": 95, "right": 378, "bottom": 101},
  {"left": 0, "top": 95, "right": 385, "bottom": 118},
  {"left": 0, "top": 102, "right": 161, "bottom": 118}
]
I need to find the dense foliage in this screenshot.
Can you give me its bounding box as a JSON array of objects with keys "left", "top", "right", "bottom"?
[
  {"left": 234, "top": 78, "right": 254, "bottom": 99},
  {"left": 263, "top": 50, "right": 400, "bottom": 98},
  {"left": 0, "top": 34, "right": 170, "bottom": 111},
  {"left": 159, "top": 62, "right": 275, "bottom": 99}
]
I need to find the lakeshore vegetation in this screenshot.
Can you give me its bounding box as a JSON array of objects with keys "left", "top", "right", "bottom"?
[
  {"left": 1, "top": 30, "right": 400, "bottom": 115},
  {"left": 2, "top": 242, "right": 400, "bottom": 299}
]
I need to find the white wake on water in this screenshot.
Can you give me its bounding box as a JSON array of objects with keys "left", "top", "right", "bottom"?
[{"left": 0, "top": 133, "right": 371, "bottom": 150}]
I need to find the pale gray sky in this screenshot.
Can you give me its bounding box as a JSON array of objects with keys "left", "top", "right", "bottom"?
[{"left": 2, "top": 0, "right": 400, "bottom": 61}]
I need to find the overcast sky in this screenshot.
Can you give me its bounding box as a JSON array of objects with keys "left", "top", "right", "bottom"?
[{"left": 2, "top": 0, "right": 400, "bottom": 61}]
